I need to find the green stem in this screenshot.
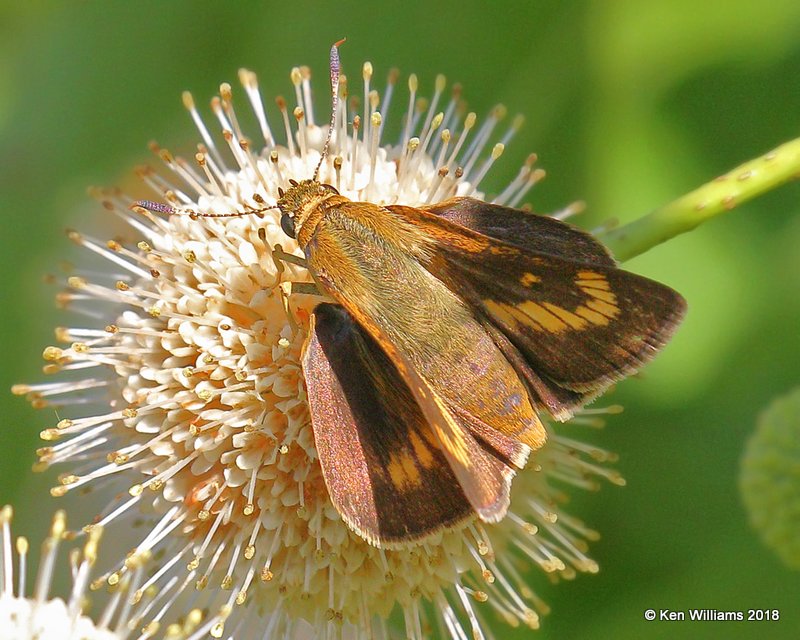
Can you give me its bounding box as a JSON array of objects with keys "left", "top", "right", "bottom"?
[{"left": 599, "top": 137, "right": 800, "bottom": 261}]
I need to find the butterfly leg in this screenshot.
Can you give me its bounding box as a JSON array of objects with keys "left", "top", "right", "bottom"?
[
  {"left": 275, "top": 280, "right": 331, "bottom": 335},
  {"left": 270, "top": 243, "right": 323, "bottom": 296},
  {"left": 270, "top": 243, "right": 334, "bottom": 334},
  {"left": 271, "top": 244, "right": 308, "bottom": 272}
]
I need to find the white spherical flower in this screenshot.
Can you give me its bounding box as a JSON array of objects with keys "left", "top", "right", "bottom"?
[
  {"left": 0, "top": 506, "right": 126, "bottom": 640},
  {"left": 14, "top": 55, "right": 623, "bottom": 639}
]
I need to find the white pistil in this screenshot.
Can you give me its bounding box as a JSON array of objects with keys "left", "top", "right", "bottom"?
[
  {"left": 366, "top": 112, "right": 382, "bottom": 201},
  {"left": 275, "top": 96, "right": 296, "bottom": 158},
  {"left": 406, "top": 100, "right": 424, "bottom": 148},
  {"left": 396, "top": 136, "right": 420, "bottom": 196},
  {"left": 237, "top": 139, "right": 267, "bottom": 196},
  {"left": 494, "top": 153, "right": 537, "bottom": 205},
  {"left": 378, "top": 68, "right": 398, "bottom": 138},
  {"left": 222, "top": 129, "right": 249, "bottom": 172},
  {"left": 361, "top": 61, "right": 372, "bottom": 146},
  {"left": 369, "top": 89, "right": 380, "bottom": 125},
  {"left": 445, "top": 111, "right": 476, "bottom": 170},
  {"left": 439, "top": 82, "right": 463, "bottom": 141},
  {"left": 93, "top": 491, "right": 143, "bottom": 529},
  {"left": 500, "top": 113, "right": 525, "bottom": 147},
  {"left": 418, "top": 74, "right": 446, "bottom": 147},
  {"left": 454, "top": 582, "right": 484, "bottom": 640},
  {"left": 270, "top": 149, "right": 285, "bottom": 184},
  {"left": 333, "top": 156, "right": 343, "bottom": 192},
  {"left": 176, "top": 154, "right": 213, "bottom": 199},
  {"left": 35, "top": 511, "right": 65, "bottom": 605},
  {"left": 349, "top": 115, "right": 360, "bottom": 190},
  {"left": 290, "top": 67, "right": 304, "bottom": 121},
  {"left": 419, "top": 111, "right": 444, "bottom": 160},
  {"left": 27, "top": 376, "right": 110, "bottom": 400},
  {"left": 1, "top": 509, "right": 11, "bottom": 596},
  {"left": 137, "top": 545, "right": 189, "bottom": 597},
  {"left": 183, "top": 90, "right": 224, "bottom": 167},
  {"left": 400, "top": 73, "right": 418, "bottom": 155},
  {"left": 509, "top": 167, "right": 547, "bottom": 208},
  {"left": 294, "top": 107, "right": 308, "bottom": 159},
  {"left": 336, "top": 75, "right": 348, "bottom": 155},
  {"left": 14, "top": 537, "right": 28, "bottom": 600},
  {"left": 300, "top": 66, "right": 314, "bottom": 126},
  {"left": 463, "top": 104, "right": 506, "bottom": 178},
  {"left": 220, "top": 83, "right": 247, "bottom": 149},
  {"left": 469, "top": 142, "right": 505, "bottom": 194},
  {"left": 197, "top": 144, "right": 230, "bottom": 193},
  {"left": 238, "top": 68, "right": 275, "bottom": 148},
  {"left": 435, "top": 128, "right": 451, "bottom": 171},
  {"left": 210, "top": 99, "right": 246, "bottom": 170},
  {"left": 426, "top": 166, "right": 449, "bottom": 204},
  {"left": 67, "top": 526, "right": 101, "bottom": 622},
  {"left": 551, "top": 199, "right": 587, "bottom": 220},
  {"left": 196, "top": 152, "right": 225, "bottom": 199}
]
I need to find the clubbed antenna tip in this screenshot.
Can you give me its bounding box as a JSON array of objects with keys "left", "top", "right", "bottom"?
[
  {"left": 313, "top": 38, "right": 347, "bottom": 182},
  {"left": 133, "top": 200, "right": 176, "bottom": 215}
]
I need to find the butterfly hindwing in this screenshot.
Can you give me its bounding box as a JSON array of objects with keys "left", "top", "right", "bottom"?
[{"left": 478, "top": 317, "right": 590, "bottom": 421}]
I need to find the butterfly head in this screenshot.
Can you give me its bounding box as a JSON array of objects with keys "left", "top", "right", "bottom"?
[{"left": 276, "top": 179, "right": 340, "bottom": 242}]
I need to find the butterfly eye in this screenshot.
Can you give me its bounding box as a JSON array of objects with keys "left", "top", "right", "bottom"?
[{"left": 280, "top": 213, "right": 296, "bottom": 239}]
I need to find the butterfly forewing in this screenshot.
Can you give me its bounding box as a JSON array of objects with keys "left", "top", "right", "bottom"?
[
  {"left": 303, "top": 303, "right": 476, "bottom": 546},
  {"left": 392, "top": 203, "right": 686, "bottom": 411},
  {"left": 304, "top": 299, "right": 530, "bottom": 544}
]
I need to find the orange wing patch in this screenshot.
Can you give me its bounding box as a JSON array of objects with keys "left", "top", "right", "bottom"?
[
  {"left": 482, "top": 271, "right": 623, "bottom": 333},
  {"left": 519, "top": 272, "right": 541, "bottom": 286},
  {"left": 575, "top": 270, "right": 620, "bottom": 323},
  {"left": 541, "top": 302, "right": 590, "bottom": 330},
  {"left": 387, "top": 450, "right": 423, "bottom": 489},
  {"left": 386, "top": 430, "right": 441, "bottom": 490},
  {"left": 409, "top": 430, "right": 436, "bottom": 467},
  {"left": 484, "top": 299, "right": 587, "bottom": 334},
  {"left": 574, "top": 304, "right": 612, "bottom": 326},
  {"left": 518, "top": 301, "right": 572, "bottom": 333}
]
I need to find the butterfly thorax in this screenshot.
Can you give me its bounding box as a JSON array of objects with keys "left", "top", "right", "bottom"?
[{"left": 278, "top": 180, "right": 433, "bottom": 260}]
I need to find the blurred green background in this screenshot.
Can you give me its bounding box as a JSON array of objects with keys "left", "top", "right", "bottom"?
[{"left": 1, "top": 1, "right": 799, "bottom": 638}]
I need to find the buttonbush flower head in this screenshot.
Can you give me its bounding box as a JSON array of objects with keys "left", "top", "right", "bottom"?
[
  {"left": 13, "top": 55, "right": 624, "bottom": 638},
  {"left": 0, "top": 506, "right": 125, "bottom": 640}
]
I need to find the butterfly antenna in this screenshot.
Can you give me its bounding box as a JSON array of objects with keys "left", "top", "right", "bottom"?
[
  {"left": 133, "top": 200, "right": 278, "bottom": 219},
  {"left": 313, "top": 38, "right": 346, "bottom": 183}
]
